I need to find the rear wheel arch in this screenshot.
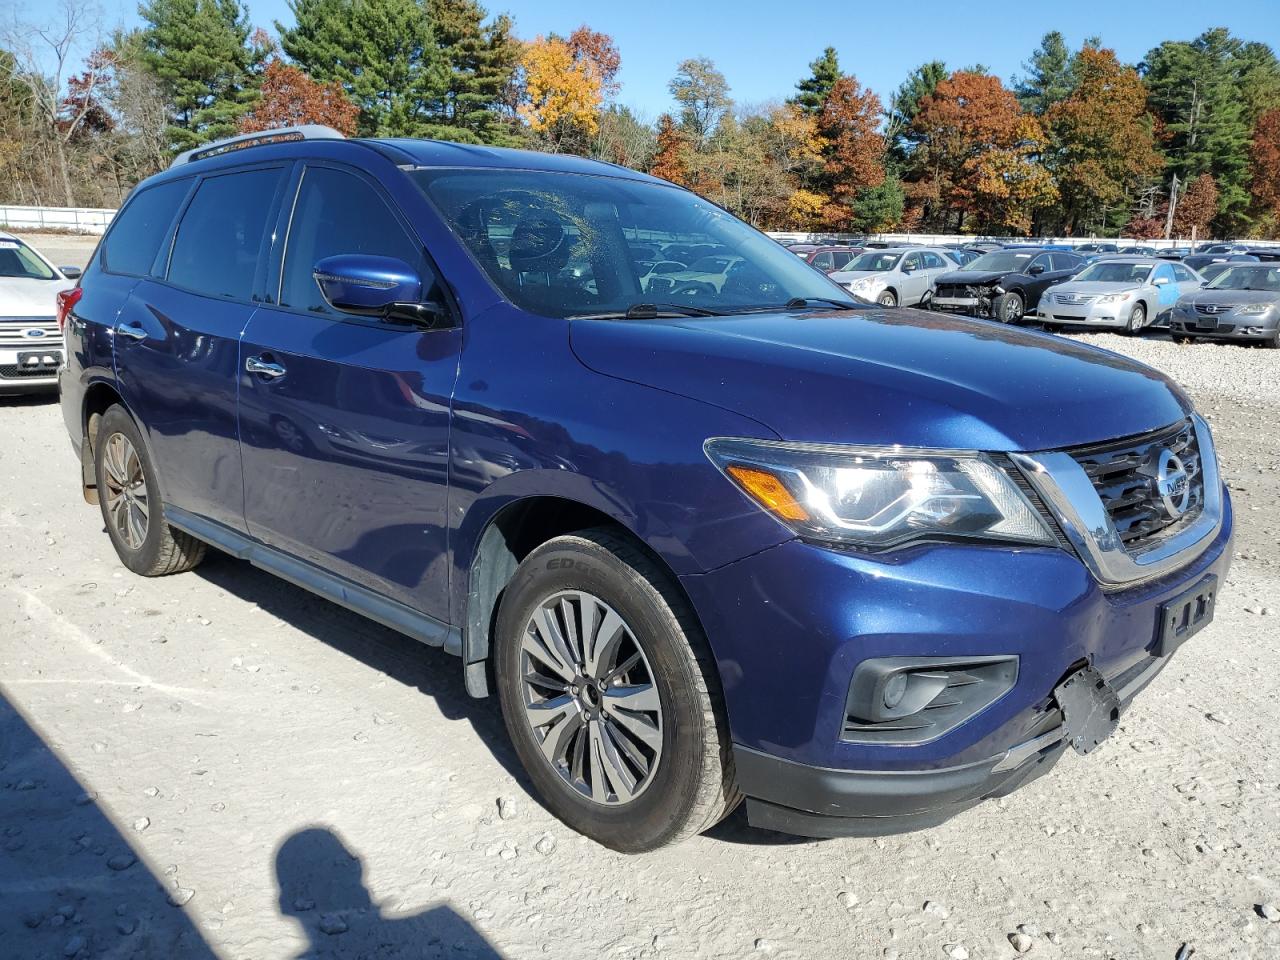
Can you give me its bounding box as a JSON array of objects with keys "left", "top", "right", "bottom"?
[
  {"left": 80, "top": 381, "right": 126, "bottom": 504},
  {"left": 461, "top": 496, "right": 702, "bottom": 700}
]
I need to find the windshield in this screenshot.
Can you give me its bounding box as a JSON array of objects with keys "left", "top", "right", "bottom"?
[
  {"left": 966, "top": 251, "right": 1035, "bottom": 273},
  {"left": 844, "top": 251, "right": 901, "bottom": 272},
  {"left": 0, "top": 239, "right": 57, "bottom": 281},
  {"left": 1073, "top": 262, "right": 1153, "bottom": 284},
  {"left": 410, "top": 169, "right": 855, "bottom": 318},
  {"left": 1207, "top": 265, "right": 1280, "bottom": 292}
]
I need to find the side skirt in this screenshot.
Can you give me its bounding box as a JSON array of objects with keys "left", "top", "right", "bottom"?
[{"left": 166, "top": 505, "right": 460, "bottom": 653}]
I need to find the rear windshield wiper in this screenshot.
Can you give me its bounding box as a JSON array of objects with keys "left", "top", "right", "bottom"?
[{"left": 570, "top": 302, "right": 726, "bottom": 320}]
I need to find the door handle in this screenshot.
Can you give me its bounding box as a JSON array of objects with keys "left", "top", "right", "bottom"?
[
  {"left": 245, "top": 356, "right": 287, "bottom": 379},
  {"left": 116, "top": 321, "right": 148, "bottom": 341}
]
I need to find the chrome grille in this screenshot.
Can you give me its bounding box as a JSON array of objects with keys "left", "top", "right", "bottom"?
[
  {"left": 1052, "top": 292, "right": 1097, "bottom": 305},
  {"left": 0, "top": 317, "right": 59, "bottom": 349},
  {"left": 1194, "top": 303, "right": 1230, "bottom": 315},
  {"left": 1068, "top": 420, "right": 1204, "bottom": 551}
]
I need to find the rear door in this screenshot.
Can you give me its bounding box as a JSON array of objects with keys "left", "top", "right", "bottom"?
[
  {"left": 900, "top": 251, "right": 927, "bottom": 304},
  {"left": 113, "top": 164, "right": 289, "bottom": 531},
  {"left": 237, "top": 162, "right": 461, "bottom": 619}
]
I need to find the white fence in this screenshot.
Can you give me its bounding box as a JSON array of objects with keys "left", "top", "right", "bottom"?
[
  {"left": 765, "top": 231, "right": 1280, "bottom": 250},
  {"left": 0, "top": 205, "right": 115, "bottom": 235}
]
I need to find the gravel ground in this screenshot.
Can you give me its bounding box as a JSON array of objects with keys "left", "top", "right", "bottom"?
[{"left": 2, "top": 288, "right": 1279, "bottom": 959}]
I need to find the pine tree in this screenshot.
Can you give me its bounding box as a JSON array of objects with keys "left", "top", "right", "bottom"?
[
  {"left": 138, "top": 0, "right": 265, "bottom": 150},
  {"left": 649, "top": 113, "right": 688, "bottom": 185},
  {"left": 791, "top": 47, "right": 840, "bottom": 116},
  {"left": 278, "top": 0, "right": 448, "bottom": 138},
  {"left": 1014, "top": 31, "right": 1074, "bottom": 115},
  {"left": 426, "top": 0, "right": 521, "bottom": 144}
]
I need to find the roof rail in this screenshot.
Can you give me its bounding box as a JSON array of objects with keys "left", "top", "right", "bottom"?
[{"left": 171, "top": 125, "right": 346, "bottom": 168}]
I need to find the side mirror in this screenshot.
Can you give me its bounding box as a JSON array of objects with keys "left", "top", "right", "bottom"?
[
  {"left": 1028, "top": 263, "right": 1045, "bottom": 275},
  {"left": 1153, "top": 276, "right": 1169, "bottom": 286},
  {"left": 901, "top": 262, "right": 915, "bottom": 273},
  {"left": 59, "top": 266, "right": 83, "bottom": 280},
  {"left": 312, "top": 254, "right": 444, "bottom": 326}
]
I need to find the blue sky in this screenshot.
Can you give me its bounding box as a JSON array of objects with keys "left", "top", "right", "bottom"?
[{"left": 16, "top": 0, "right": 1280, "bottom": 115}]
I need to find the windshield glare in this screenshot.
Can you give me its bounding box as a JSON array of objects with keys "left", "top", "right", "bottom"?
[
  {"left": 844, "top": 251, "right": 901, "bottom": 272},
  {"left": 966, "top": 251, "right": 1034, "bottom": 273},
  {"left": 0, "top": 240, "right": 57, "bottom": 281},
  {"left": 411, "top": 169, "right": 855, "bottom": 318},
  {"left": 1074, "top": 262, "right": 1153, "bottom": 285},
  {"left": 1208, "top": 265, "right": 1280, "bottom": 292}
]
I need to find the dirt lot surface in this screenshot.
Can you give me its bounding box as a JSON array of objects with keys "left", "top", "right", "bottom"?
[{"left": 2, "top": 307, "right": 1278, "bottom": 959}]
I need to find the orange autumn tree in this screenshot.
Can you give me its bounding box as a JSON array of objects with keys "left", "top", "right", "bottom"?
[
  {"left": 911, "top": 71, "right": 1051, "bottom": 232},
  {"left": 1173, "top": 173, "right": 1219, "bottom": 238},
  {"left": 649, "top": 113, "right": 689, "bottom": 185},
  {"left": 519, "top": 27, "right": 619, "bottom": 151},
  {"left": 238, "top": 60, "right": 358, "bottom": 136},
  {"left": 815, "top": 75, "right": 885, "bottom": 228},
  {"left": 1250, "top": 108, "right": 1280, "bottom": 226}
]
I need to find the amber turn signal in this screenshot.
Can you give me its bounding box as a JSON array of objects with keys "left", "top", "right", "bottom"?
[{"left": 725, "top": 464, "right": 810, "bottom": 522}]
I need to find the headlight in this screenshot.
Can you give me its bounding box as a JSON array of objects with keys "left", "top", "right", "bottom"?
[
  {"left": 1238, "top": 303, "right": 1272, "bottom": 316},
  {"left": 1097, "top": 291, "right": 1133, "bottom": 304},
  {"left": 705, "top": 438, "right": 1057, "bottom": 550}
]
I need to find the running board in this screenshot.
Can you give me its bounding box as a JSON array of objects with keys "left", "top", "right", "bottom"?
[{"left": 165, "top": 505, "right": 460, "bottom": 654}]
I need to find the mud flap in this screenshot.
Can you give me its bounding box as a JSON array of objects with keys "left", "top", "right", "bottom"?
[{"left": 1054, "top": 665, "right": 1120, "bottom": 755}]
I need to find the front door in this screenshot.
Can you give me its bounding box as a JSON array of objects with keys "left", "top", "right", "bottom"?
[
  {"left": 237, "top": 163, "right": 461, "bottom": 619},
  {"left": 113, "top": 165, "right": 288, "bottom": 531}
]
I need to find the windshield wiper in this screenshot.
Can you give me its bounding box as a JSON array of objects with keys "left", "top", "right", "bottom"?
[
  {"left": 570, "top": 302, "right": 726, "bottom": 320},
  {"left": 784, "top": 296, "right": 860, "bottom": 310}
]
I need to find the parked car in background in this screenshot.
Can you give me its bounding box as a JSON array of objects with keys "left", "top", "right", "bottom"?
[
  {"left": 0, "top": 232, "right": 81, "bottom": 394},
  {"left": 1075, "top": 242, "right": 1119, "bottom": 254},
  {"left": 1170, "top": 262, "right": 1280, "bottom": 347},
  {"left": 1196, "top": 261, "right": 1238, "bottom": 285},
  {"left": 60, "top": 126, "right": 1233, "bottom": 852},
  {"left": 1195, "top": 242, "right": 1251, "bottom": 255},
  {"left": 1158, "top": 248, "right": 1192, "bottom": 260},
  {"left": 1183, "top": 252, "right": 1258, "bottom": 274},
  {"left": 829, "top": 246, "right": 956, "bottom": 306},
  {"left": 800, "top": 245, "right": 863, "bottom": 273},
  {"left": 1035, "top": 257, "right": 1203, "bottom": 334},
  {"left": 1117, "top": 245, "right": 1158, "bottom": 256},
  {"left": 943, "top": 248, "right": 981, "bottom": 267},
  {"left": 931, "top": 247, "right": 1087, "bottom": 322}
]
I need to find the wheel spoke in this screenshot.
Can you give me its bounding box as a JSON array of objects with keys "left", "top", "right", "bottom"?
[
  {"left": 521, "top": 620, "right": 576, "bottom": 685},
  {"left": 591, "top": 719, "right": 638, "bottom": 802},
  {"left": 108, "top": 495, "right": 130, "bottom": 539},
  {"left": 526, "top": 695, "right": 581, "bottom": 766},
  {"left": 584, "top": 608, "right": 626, "bottom": 679},
  {"left": 127, "top": 502, "right": 147, "bottom": 547},
  {"left": 132, "top": 492, "right": 149, "bottom": 520},
  {"left": 602, "top": 682, "right": 659, "bottom": 714},
  {"left": 558, "top": 596, "right": 582, "bottom": 666},
  {"left": 605, "top": 702, "right": 661, "bottom": 753}
]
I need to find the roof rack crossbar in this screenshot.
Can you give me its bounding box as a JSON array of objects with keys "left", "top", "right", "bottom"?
[{"left": 171, "top": 125, "right": 346, "bottom": 168}]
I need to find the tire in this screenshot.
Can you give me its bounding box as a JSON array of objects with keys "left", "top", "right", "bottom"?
[
  {"left": 94, "top": 405, "right": 206, "bottom": 577},
  {"left": 876, "top": 290, "right": 897, "bottom": 307},
  {"left": 1124, "top": 302, "right": 1146, "bottom": 335},
  {"left": 993, "top": 291, "right": 1024, "bottom": 324},
  {"left": 1262, "top": 331, "right": 1280, "bottom": 349},
  {"left": 494, "top": 527, "right": 739, "bottom": 852}
]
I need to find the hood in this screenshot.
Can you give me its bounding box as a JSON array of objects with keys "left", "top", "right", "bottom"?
[
  {"left": 0, "top": 277, "right": 73, "bottom": 318},
  {"left": 1185, "top": 289, "right": 1280, "bottom": 308},
  {"left": 934, "top": 270, "right": 1009, "bottom": 286},
  {"left": 569, "top": 307, "right": 1190, "bottom": 451},
  {"left": 829, "top": 270, "right": 888, "bottom": 284},
  {"left": 1052, "top": 280, "right": 1145, "bottom": 295}
]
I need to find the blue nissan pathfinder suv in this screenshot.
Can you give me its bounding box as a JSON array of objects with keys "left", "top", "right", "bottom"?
[{"left": 58, "top": 127, "right": 1232, "bottom": 852}]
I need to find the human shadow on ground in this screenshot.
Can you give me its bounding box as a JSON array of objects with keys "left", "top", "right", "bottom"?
[
  {"left": 0, "top": 690, "right": 218, "bottom": 958},
  {"left": 275, "top": 825, "right": 502, "bottom": 959}
]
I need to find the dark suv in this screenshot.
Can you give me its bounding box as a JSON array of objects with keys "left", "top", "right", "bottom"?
[
  {"left": 59, "top": 127, "right": 1231, "bottom": 851},
  {"left": 931, "top": 247, "right": 1087, "bottom": 322}
]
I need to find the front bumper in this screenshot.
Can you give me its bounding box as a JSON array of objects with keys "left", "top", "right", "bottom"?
[
  {"left": 681, "top": 490, "right": 1233, "bottom": 838},
  {"left": 1170, "top": 309, "right": 1279, "bottom": 340},
  {"left": 1036, "top": 300, "right": 1132, "bottom": 327},
  {"left": 0, "top": 345, "right": 61, "bottom": 393},
  {"left": 932, "top": 294, "right": 990, "bottom": 316}
]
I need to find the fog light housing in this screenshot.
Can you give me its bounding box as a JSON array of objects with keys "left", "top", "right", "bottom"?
[{"left": 843, "top": 655, "right": 1019, "bottom": 745}]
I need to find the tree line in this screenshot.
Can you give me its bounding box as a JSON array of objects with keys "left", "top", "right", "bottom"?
[{"left": 3, "top": 1, "right": 1279, "bottom": 239}]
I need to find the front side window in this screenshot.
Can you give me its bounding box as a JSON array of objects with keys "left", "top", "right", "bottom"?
[
  {"left": 281, "top": 166, "right": 441, "bottom": 316},
  {"left": 0, "top": 239, "right": 56, "bottom": 280},
  {"left": 921, "top": 252, "right": 946, "bottom": 269},
  {"left": 412, "top": 168, "right": 854, "bottom": 318},
  {"left": 103, "top": 178, "right": 191, "bottom": 277},
  {"left": 168, "top": 168, "right": 284, "bottom": 300}
]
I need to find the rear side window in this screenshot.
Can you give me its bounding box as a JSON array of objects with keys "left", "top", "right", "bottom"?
[
  {"left": 1172, "top": 263, "right": 1196, "bottom": 282},
  {"left": 102, "top": 179, "right": 190, "bottom": 277},
  {"left": 280, "top": 166, "right": 439, "bottom": 316},
  {"left": 168, "top": 168, "right": 285, "bottom": 300}
]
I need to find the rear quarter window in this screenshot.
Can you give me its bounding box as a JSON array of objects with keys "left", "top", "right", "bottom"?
[{"left": 102, "top": 178, "right": 192, "bottom": 277}]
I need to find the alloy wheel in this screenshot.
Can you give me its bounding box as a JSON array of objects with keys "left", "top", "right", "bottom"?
[
  {"left": 102, "top": 432, "right": 149, "bottom": 550},
  {"left": 518, "top": 590, "right": 663, "bottom": 805}
]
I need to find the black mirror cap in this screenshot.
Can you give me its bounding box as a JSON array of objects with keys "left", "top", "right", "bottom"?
[
  {"left": 59, "top": 266, "right": 83, "bottom": 280},
  {"left": 1028, "top": 264, "right": 1045, "bottom": 275}
]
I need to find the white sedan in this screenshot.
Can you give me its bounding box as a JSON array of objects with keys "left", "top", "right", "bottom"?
[{"left": 0, "top": 233, "right": 79, "bottom": 394}]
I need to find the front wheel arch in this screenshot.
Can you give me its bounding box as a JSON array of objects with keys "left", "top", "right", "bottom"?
[{"left": 462, "top": 496, "right": 703, "bottom": 700}]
